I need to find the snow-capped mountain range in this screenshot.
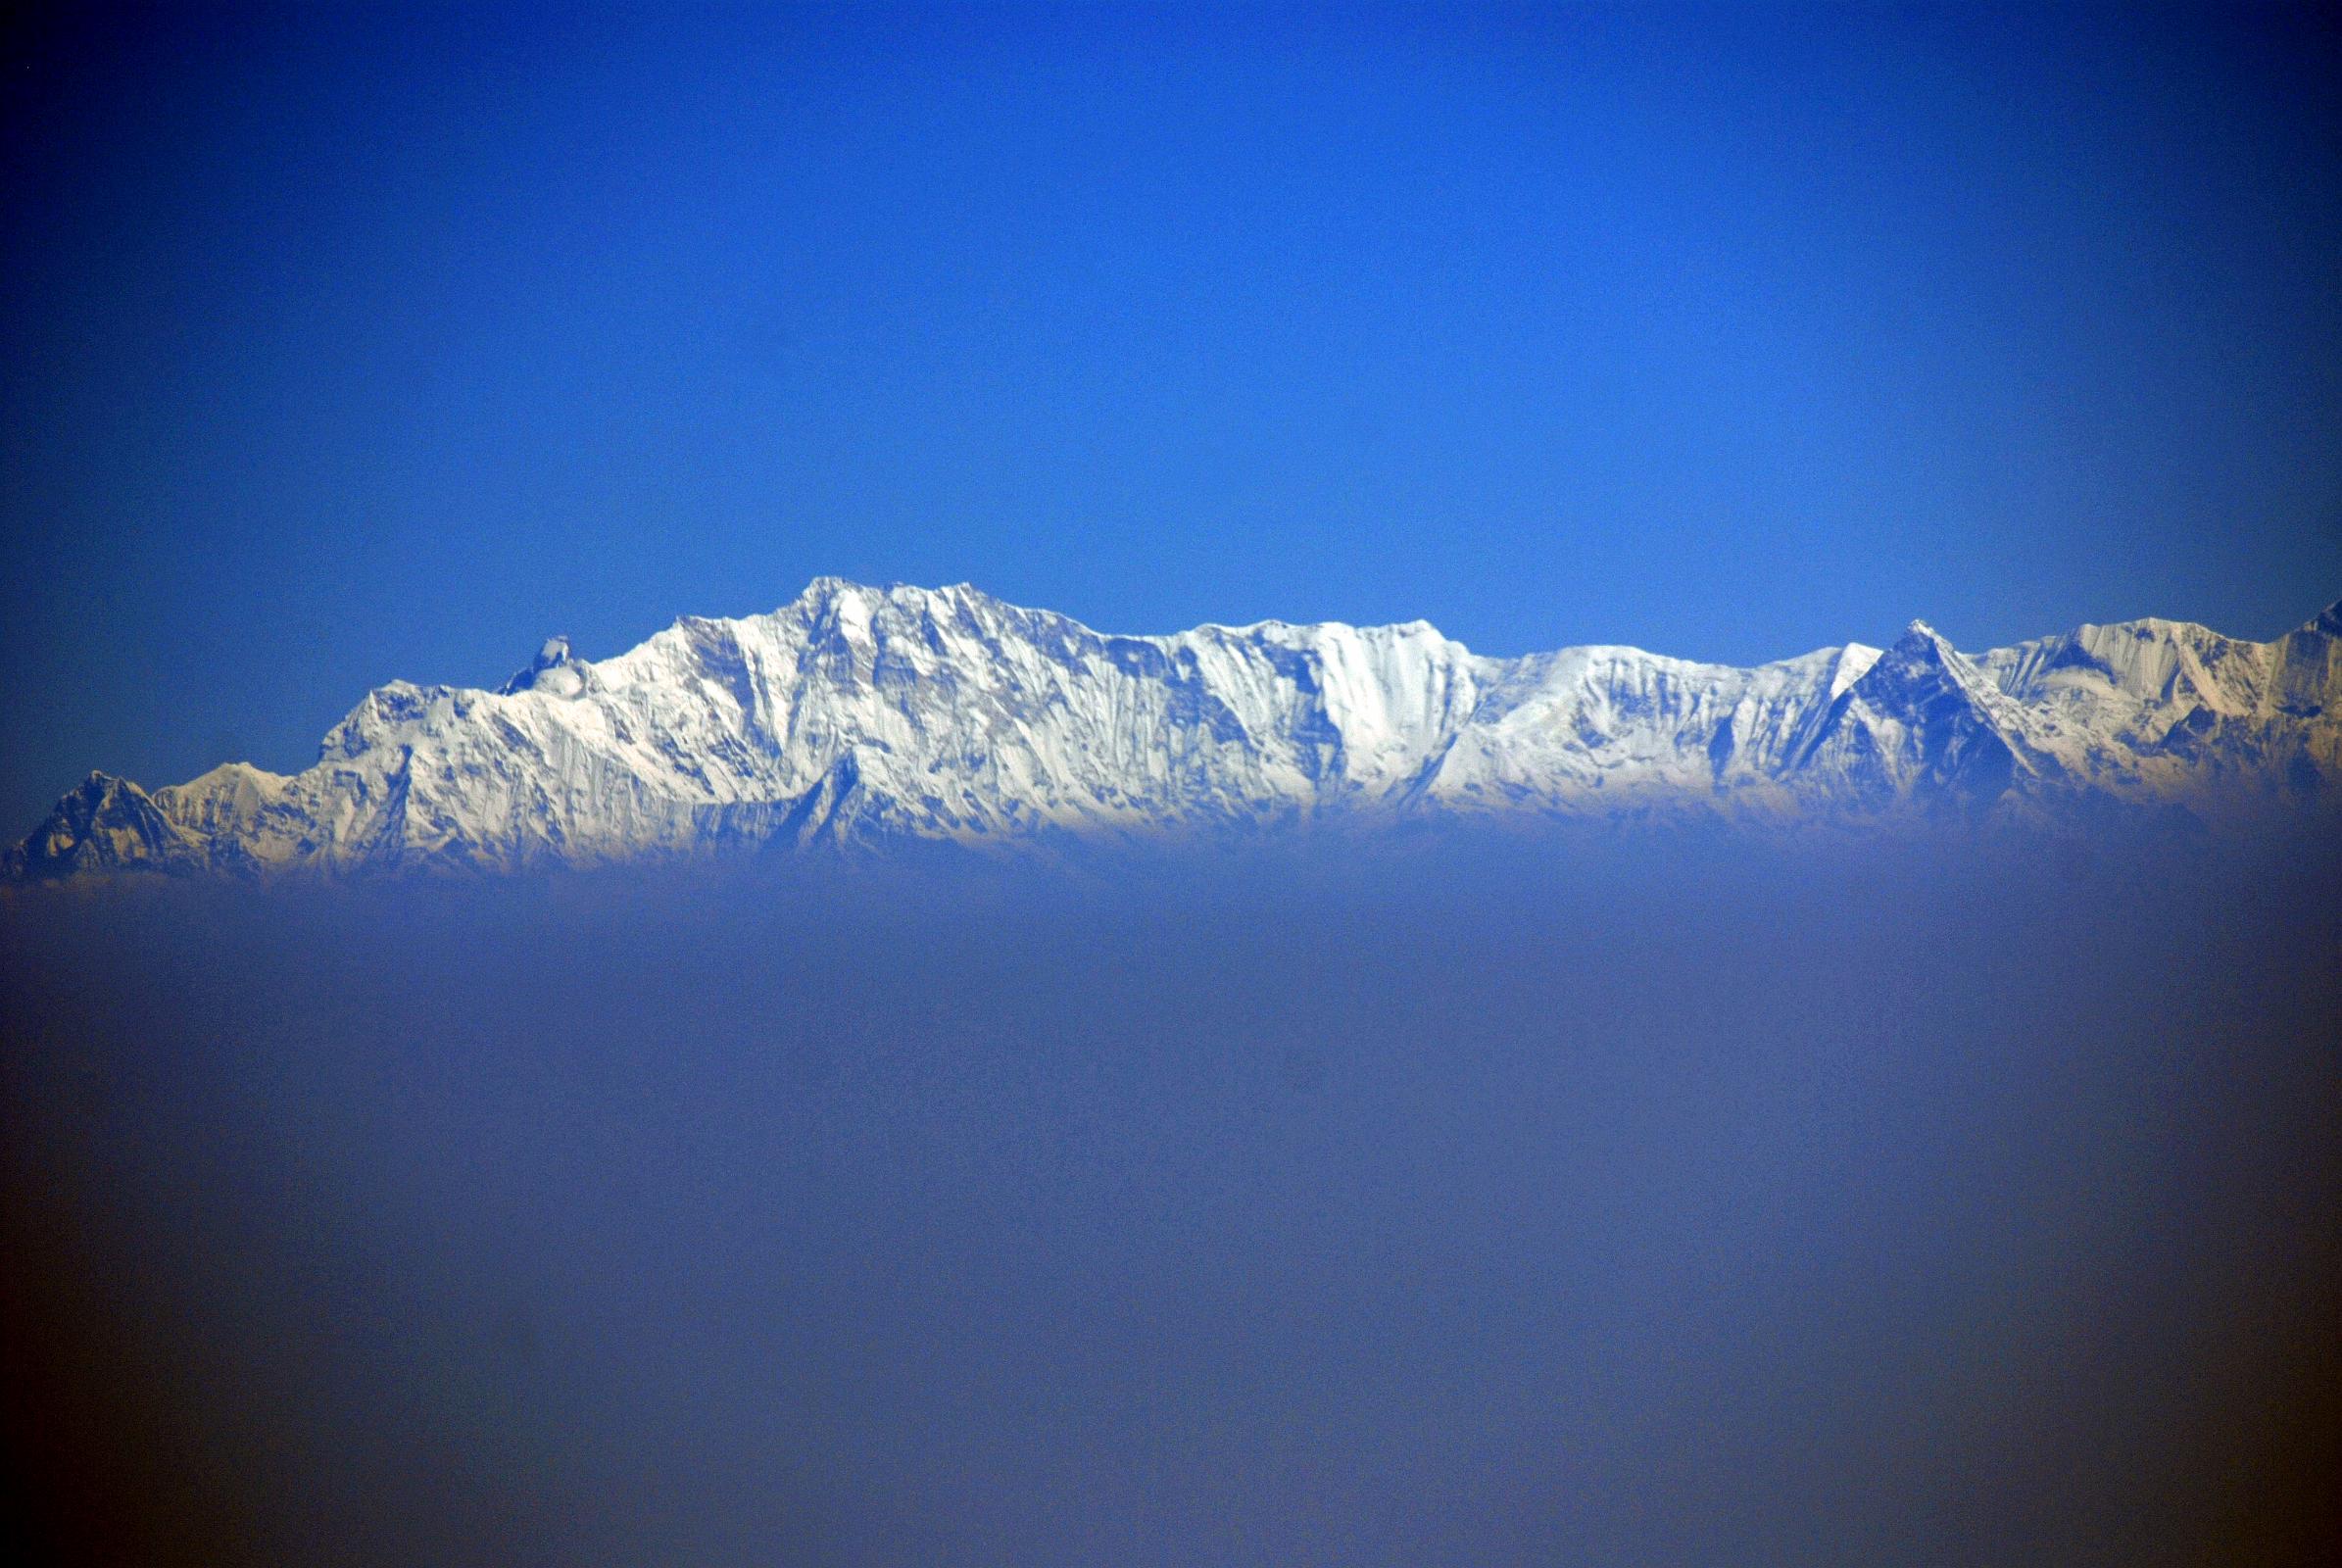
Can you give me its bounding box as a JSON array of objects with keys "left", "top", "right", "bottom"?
[{"left": 10, "top": 579, "right": 2340, "bottom": 879}]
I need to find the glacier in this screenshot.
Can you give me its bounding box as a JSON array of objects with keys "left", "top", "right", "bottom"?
[{"left": 7, "top": 579, "right": 2339, "bottom": 880}]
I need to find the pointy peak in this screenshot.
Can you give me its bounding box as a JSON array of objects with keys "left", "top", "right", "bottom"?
[
  {"left": 498, "top": 634, "right": 581, "bottom": 696},
  {"left": 1849, "top": 618, "right": 1997, "bottom": 707},
  {"left": 2302, "top": 597, "right": 2342, "bottom": 636},
  {"left": 66, "top": 770, "right": 157, "bottom": 808},
  {"left": 1863, "top": 619, "right": 1964, "bottom": 673},
  {"left": 4, "top": 769, "right": 197, "bottom": 883},
  {"left": 795, "top": 574, "right": 862, "bottom": 602}
]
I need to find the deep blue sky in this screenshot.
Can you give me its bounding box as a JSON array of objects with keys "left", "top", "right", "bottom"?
[{"left": 3, "top": 2, "right": 2338, "bottom": 828}]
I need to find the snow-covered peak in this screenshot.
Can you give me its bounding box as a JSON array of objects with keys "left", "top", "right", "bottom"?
[
  {"left": 8, "top": 580, "right": 2338, "bottom": 881},
  {"left": 499, "top": 634, "right": 581, "bottom": 696},
  {"left": 1858, "top": 619, "right": 1996, "bottom": 700},
  {"left": 1830, "top": 643, "right": 1883, "bottom": 698},
  {"left": 3, "top": 771, "right": 204, "bottom": 880}
]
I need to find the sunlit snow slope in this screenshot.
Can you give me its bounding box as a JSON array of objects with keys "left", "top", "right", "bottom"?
[{"left": 10, "top": 580, "right": 2339, "bottom": 877}]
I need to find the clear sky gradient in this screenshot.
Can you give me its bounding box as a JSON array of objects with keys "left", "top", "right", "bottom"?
[{"left": 3, "top": 2, "right": 2338, "bottom": 830}]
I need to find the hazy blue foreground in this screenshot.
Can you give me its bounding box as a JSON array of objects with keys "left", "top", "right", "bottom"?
[{"left": 5, "top": 828, "right": 2338, "bottom": 1565}]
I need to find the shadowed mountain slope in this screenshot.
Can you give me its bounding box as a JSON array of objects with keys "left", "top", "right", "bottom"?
[{"left": 10, "top": 582, "right": 2339, "bottom": 878}]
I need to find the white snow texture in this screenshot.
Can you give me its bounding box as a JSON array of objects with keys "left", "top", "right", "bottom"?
[{"left": 10, "top": 580, "right": 2340, "bottom": 878}]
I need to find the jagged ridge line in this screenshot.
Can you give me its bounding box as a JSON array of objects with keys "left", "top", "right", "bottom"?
[{"left": 8, "top": 581, "right": 2339, "bottom": 879}]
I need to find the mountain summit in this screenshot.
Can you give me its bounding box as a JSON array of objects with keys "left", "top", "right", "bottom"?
[{"left": 9, "top": 580, "right": 2338, "bottom": 879}]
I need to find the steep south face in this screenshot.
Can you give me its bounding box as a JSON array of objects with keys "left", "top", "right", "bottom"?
[
  {"left": 1786, "top": 623, "right": 2055, "bottom": 815},
  {"left": 1410, "top": 641, "right": 1880, "bottom": 817},
  {"left": 1975, "top": 607, "right": 2342, "bottom": 808},
  {"left": 30, "top": 581, "right": 1494, "bottom": 874},
  {"left": 0, "top": 773, "right": 205, "bottom": 880},
  {"left": 563, "top": 581, "right": 1492, "bottom": 848},
  {"left": 8, "top": 583, "right": 2339, "bottom": 879}
]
